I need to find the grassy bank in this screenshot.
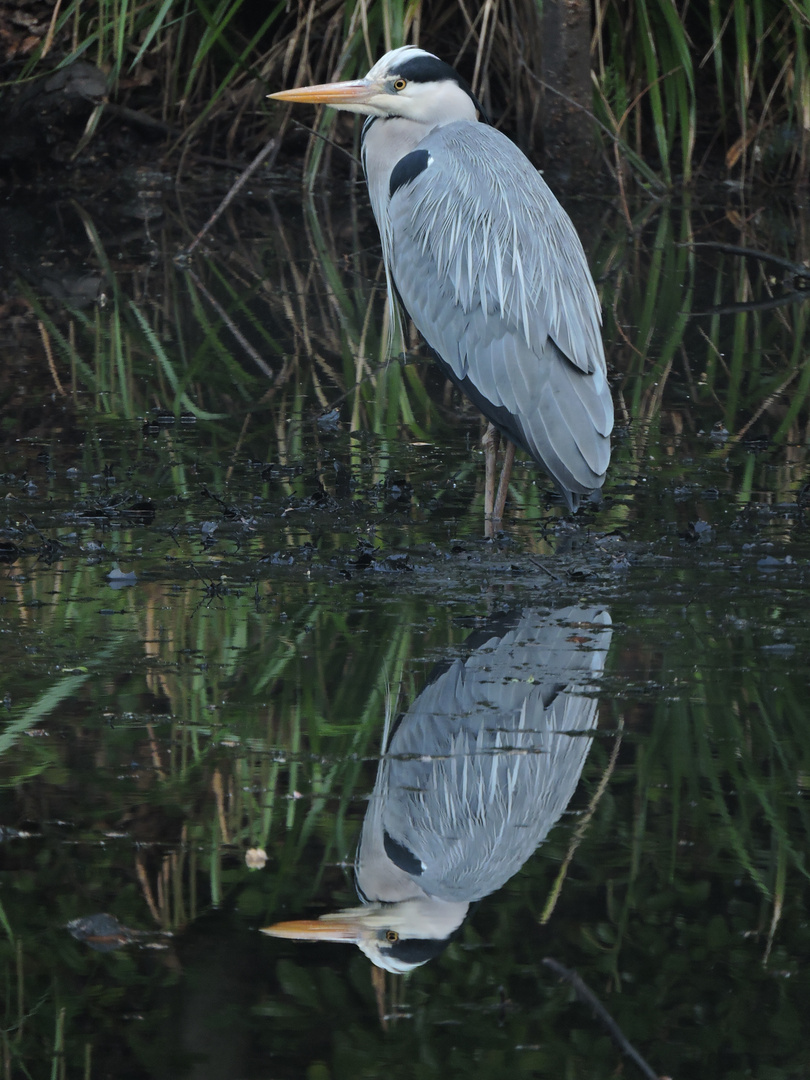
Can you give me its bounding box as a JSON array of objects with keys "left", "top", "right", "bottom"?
[{"left": 2, "top": 0, "right": 808, "bottom": 185}]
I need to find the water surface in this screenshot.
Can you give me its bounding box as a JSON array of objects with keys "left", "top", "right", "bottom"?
[{"left": 1, "top": 171, "right": 810, "bottom": 1078}]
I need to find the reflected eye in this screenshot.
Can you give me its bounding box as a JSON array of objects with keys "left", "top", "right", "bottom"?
[
  {"left": 385, "top": 930, "right": 399, "bottom": 943},
  {"left": 393, "top": 78, "right": 407, "bottom": 91}
]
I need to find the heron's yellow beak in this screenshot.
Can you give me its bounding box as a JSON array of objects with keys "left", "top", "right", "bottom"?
[
  {"left": 261, "top": 909, "right": 372, "bottom": 943},
  {"left": 268, "top": 78, "right": 383, "bottom": 107}
]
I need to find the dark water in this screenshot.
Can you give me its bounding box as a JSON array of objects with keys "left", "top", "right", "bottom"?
[{"left": 2, "top": 169, "right": 810, "bottom": 1079}]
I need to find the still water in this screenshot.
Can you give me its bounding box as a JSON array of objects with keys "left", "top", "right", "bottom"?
[{"left": 1, "top": 169, "right": 810, "bottom": 1078}]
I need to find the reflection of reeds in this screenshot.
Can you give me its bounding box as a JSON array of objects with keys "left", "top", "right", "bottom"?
[
  {"left": 4, "top": 542, "right": 810, "bottom": 1074},
  {"left": 0, "top": 551, "right": 462, "bottom": 1069},
  {"left": 605, "top": 606, "right": 810, "bottom": 983},
  {"left": 22, "top": 184, "right": 810, "bottom": 536},
  {"left": 598, "top": 197, "right": 810, "bottom": 517}
]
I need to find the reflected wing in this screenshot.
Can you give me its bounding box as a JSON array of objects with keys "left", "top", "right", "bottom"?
[{"left": 362, "top": 607, "right": 612, "bottom": 902}]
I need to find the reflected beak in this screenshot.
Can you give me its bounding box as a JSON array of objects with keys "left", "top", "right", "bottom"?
[
  {"left": 261, "top": 908, "right": 373, "bottom": 943},
  {"left": 268, "top": 79, "right": 382, "bottom": 108}
]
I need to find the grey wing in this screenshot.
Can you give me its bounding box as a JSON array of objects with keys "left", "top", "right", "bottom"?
[
  {"left": 388, "top": 124, "right": 613, "bottom": 504},
  {"left": 380, "top": 607, "right": 613, "bottom": 901}
]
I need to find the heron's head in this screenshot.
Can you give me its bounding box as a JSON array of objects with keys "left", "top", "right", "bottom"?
[
  {"left": 268, "top": 46, "right": 481, "bottom": 127},
  {"left": 261, "top": 896, "right": 468, "bottom": 974}
]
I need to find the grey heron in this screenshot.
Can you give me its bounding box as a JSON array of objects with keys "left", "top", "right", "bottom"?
[
  {"left": 262, "top": 606, "right": 612, "bottom": 972},
  {"left": 269, "top": 47, "right": 613, "bottom": 526}
]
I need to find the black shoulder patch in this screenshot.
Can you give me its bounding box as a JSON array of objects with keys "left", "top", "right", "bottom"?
[
  {"left": 386, "top": 936, "right": 450, "bottom": 965},
  {"left": 389, "top": 149, "right": 431, "bottom": 198},
  {"left": 383, "top": 830, "right": 424, "bottom": 876}
]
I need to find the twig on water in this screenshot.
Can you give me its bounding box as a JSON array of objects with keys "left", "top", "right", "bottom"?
[{"left": 528, "top": 557, "right": 564, "bottom": 583}]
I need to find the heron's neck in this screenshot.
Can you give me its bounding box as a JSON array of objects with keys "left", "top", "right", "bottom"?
[{"left": 362, "top": 116, "right": 433, "bottom": 217}]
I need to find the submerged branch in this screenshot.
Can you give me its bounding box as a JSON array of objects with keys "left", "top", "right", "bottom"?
[
  {"left": 177, "top": 136, "right": 280, "bottom": 259},
  {"left": 683, "top": 241, "right": 810, "bottom": 285},
  {"left": 696, "top": 292, "right": 810, "bottom": 317},
  {"left": 542, "top": 958, "right": 667, "bottom": 1080}
]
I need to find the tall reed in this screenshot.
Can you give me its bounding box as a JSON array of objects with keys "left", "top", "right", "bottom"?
[{"left": 8, "top": 0, "right": 809, "bottom": 183}]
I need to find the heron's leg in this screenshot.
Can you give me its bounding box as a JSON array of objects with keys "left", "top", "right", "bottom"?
[
  {"left": 493, "top": 440, "right": 516, "bottom": 525},
  {"left": 483, "top": 423, "right": 499, "bottom": 535}
]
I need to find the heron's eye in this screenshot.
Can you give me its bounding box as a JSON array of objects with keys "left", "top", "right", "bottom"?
[
  {"left": 385, "top": 930, "right": 399, "bottom": 943},
  {"left": 393, "top": 78, "right": 407, "bottom": 92}
]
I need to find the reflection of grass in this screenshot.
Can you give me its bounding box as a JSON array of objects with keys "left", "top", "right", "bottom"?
[
  {"left": 0, "top": 552, "right": 464, "bottom": 1075},
  {"left": 0, "top": 639, "right": 119, "bottom": 780},
  {"left": 4, "top": 542, "right": 810, "bottom": 1075},
  {"left": 20, "top": 188, "right": 810, "bottom": 541},
  {"left": 588, "top": 593, "right": 810, "bottom": 1002},
  {"left": 600, "top": 198, "right": 810, "bottom": 517}
]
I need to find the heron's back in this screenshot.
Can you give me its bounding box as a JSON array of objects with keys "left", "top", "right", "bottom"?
[{"left": 371, "top": 121, "right": 614, "bottom": 507}]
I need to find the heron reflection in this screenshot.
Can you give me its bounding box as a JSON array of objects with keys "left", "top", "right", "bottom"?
[{"left": 262, "top": 606, "right": 612, "bottom": 972}]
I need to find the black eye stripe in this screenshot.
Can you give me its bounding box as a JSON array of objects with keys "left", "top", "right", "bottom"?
[
  {"left": 390, "top": 55, "right": 488, "bottom": 122},
  {"left": 395, "top": 56, "right": 460, "bottom": 84}
]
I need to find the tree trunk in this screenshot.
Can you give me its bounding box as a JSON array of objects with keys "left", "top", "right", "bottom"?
[{"left": 540, "top": 0, "right": 599, "bottom": 184}]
